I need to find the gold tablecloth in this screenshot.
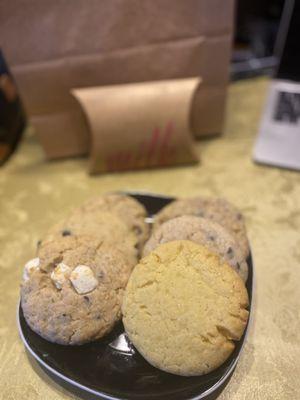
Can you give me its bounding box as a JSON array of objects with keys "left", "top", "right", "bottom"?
[{"left": 1, "top": 77, "right": 300, "bottom": 399}]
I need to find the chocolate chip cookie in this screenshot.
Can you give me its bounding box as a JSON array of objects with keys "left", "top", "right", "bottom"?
[{"left": 154, "top": 197, "right": 249, "bottom": 258}]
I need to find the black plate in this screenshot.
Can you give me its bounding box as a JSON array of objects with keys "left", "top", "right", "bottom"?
[{"left": 18, "top": 192, "right": 253, "bottom": 400}]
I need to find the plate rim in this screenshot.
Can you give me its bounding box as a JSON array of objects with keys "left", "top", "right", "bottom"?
[{"left": 17, "top": 192, "right": 255, "bottom": 400}]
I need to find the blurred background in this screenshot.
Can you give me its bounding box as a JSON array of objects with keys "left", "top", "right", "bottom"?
[
  {"left": 232, "top": 0, "right": 284, "bottom": 79},
  {"left": 0, "top": 0, "right": 297, "bottom": 170}
]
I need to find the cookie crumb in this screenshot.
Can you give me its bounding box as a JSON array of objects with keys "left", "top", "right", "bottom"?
[{"left": 62, "top": 229, "right": 72, "bottom": 236}]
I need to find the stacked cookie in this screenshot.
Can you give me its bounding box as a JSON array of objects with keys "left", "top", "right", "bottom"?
[
  {"left": 20, "top": 193, "right": 250, "bottom": 376},
  {"left": 122, "top": 197, "right": 250, "bottom": 376},
  {"left": 21, "top": 193, "right": 149, "bottom": 345},
  {"left": 152, "top": 197, "right": 250, "bottom": 261}
]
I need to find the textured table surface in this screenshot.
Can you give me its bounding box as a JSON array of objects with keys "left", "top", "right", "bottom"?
[{"left": 1, "top": 77, "right": 300, "bottom": 400}]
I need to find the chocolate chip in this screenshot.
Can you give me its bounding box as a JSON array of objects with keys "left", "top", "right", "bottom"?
[
  {"left": 97, "top": 271, "right": 105, "bottom": 280},
  {"left": 134, "top": 226, "right": 142, "bottom": 236},
  {"left": 227, "top": 247, "right": 233, "bottom": 255},
  {"left": 208, "top": 235, "right": 215, "bottom": 241},
  {"left": 62, "top": 313, "right": 66, "bottom": 317},
  {"left": 53, "top": 255, "right": 63, "bottom": 264},
  {"left": 83, "top": 296, "right": 90, "bottom": 303},
  {"left": 62, "top": 230, "right": 72, "bottom": 236},
  {"left": 96, "top": 314, "right": 101, "bottom": 320}
]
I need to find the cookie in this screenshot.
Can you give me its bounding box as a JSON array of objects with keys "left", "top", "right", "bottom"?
[
  {"left": 154, "top": 197, "right": 249, "bottom": 258},
  {"left": 79, "top": 193, "right": 150, "bottom": 252},
  {"left": 204, "top": 198, "right": 250, "bottom": 259},
  {"left": 143, "top": 216, "right": 248, "bottom": 281},
  {"left": 21, "top": 235, "right": 131, "bottom": 345},
  {"left": 122, "top": 240, "right": 249, "bottom": 376},
  {"left": 45, "top": 209, "right": 138, "bottom": 266}
]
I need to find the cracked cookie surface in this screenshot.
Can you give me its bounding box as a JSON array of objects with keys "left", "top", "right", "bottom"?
[
  {"left": 21, "top": 235, "right": 131, "bottom": 345},
  {"left": 143, "top": 215, "right": 248, "bottom": 281},
  {"left": 154, "top": 197, "right": 249, "bottom": 259},
  {"left": 122, "top": 240, "right": 249, "bottom": 376}
]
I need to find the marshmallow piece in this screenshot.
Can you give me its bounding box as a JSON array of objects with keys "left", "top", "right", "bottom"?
[
  {"left": 70, "top": 265, "right": 98, "bottom": 294},
  {"left": 51, "top": 263, "right": 71, "bottom": 289},
  {"left": 23, "top": 258, "right": 40, "bottom": 281}
]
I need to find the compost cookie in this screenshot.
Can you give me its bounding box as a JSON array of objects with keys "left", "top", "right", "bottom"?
[
  {"left": 122, "top": 240, "right": 249, "bottom": 376},
  {"left": 21, "top": 235, "right": 132, "bottom": 345},
  {"left": 45, "top": 208, "right": 138, "bottom": 266},
  {"left": 143, "top": 215, "right": 248, "bottom": 281},
  {"left": 79, "top": 193, "right": 150, "bottom": 252},
  {"left": 154, "top": 197, "right": 249, "bottom": 258}
]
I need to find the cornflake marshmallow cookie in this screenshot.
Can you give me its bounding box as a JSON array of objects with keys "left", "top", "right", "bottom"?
[
  {"left": 123, "top": 241, "right": 249, "bottom": 376},
  {"left": 45, "top": 209, "right": 138, "bottom": 266},
  {"left": 21, "top": 235, "right": 132, "bottom": 345},
  {"left": 143, "top": 216, "right": 248, "bottom": 282},
  {"left": 154, "top": 197, "right": 250, "bottom": 258},
  {"left": 79, "top": 193, "right": 150, "bottom": 252}
]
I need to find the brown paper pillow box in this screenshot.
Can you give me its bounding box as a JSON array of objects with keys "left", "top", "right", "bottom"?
[{"left": 72, "top": 78, "right": 200, "bottom": 174}]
